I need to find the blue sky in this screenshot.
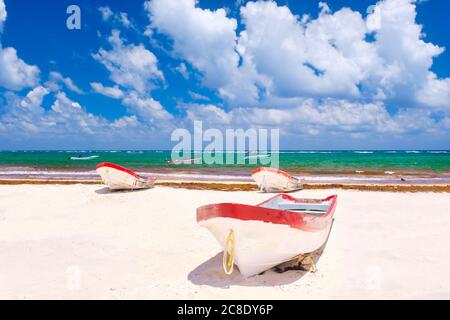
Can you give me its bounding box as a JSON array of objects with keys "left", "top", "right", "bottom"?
[{"left": 0, "top": 0, "right": 449, "bottom": 150}]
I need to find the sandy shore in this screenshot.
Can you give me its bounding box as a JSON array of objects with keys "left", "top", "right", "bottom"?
[{"left": 1, "top": 184, "right": 450, "bottom": 299}]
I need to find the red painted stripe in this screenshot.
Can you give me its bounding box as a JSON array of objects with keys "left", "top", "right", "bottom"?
[
  {"left": 251, "top": 167, "right": 297, "bottom": 182},
  {"left": 96, "top": 162, "right": 139, "bottom": 179},
  {"left": 197, "top": 194, "right": 337, "bottom": 231}
]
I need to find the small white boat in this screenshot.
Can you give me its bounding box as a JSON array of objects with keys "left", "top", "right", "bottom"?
[
  {"left": 244, "top": 154, "right": 270, "bottom": 160},
  {"left": 165, "top": 157, "right": 201, "bottom": 164},
  {"left": 251, "top": 167, "right": 303, "bottom": 192},
  {"left": 197, "top": 194, "right": 337, "bottom": 277},
  {"left": 96, "top": 162, "right": 156, "bottom": 190},
  {"left": 70, "top": 155, "right": 99, "bottom": 160}
]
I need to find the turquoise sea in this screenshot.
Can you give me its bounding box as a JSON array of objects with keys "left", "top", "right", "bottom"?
[
  {"left": 0, "top": 150, "right": 449, "bottom": 184},
  {"left": 0, "top": 150, "right": 449, "bottom": 171}
]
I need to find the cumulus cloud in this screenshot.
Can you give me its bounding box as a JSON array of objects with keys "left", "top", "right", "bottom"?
[
  {"left": 146, "top": 0, "right": 237, "bottom": 87},
  {"left": 1, "top": 0, "right": 449, "bottom": 149},
  {"left": 1, "top": 90, "right": 98, "bottom": 135},
  {"left": 93, "top": 30, "right": 164, "bottom": 93},
  {"left": 0, "top": 1, "right": 171, "bottom": 148},
  {"left": 98, "top": 6, "right": 135, "bottom": 29},
  {"left": 122, "top": 91, "right": 173, "bottom": 123},
  {"left": 46, "top": 71, "right": 84, "bottom": 94},
  {"left": 118, "top": 12, "right": 131, "bottom": 28},
  {"left": 0, "top": 0, "right": 6, "bottom": 32},
  {"left": 182, "top": 99, "right": 449, "bottom": 148},
  {"left": 20, "top": 86, "right": 49, "bottom": 113},
  {"left": 146, "top": 0, "right": 261, "bottom": 105},
  {"left": 146, "top": 0, "right": 450, "bottom": 112},
  {"left": 0, "top": 87, "right": 172, "bottom": 148},
  {"left": 90, "top": 82, "right": 124, "bottom": 99},
  {"left": 238, "top": 0, "right": 450, "bottom": 107},
  {"left": 0, "top": 47, "right": 40, "bottom": 91},
  {"left": 91, "top": 30, "right": 175, "bottom": 127},
  {"left": 0, "top": 0, "right": 39, "bottom": 91}
]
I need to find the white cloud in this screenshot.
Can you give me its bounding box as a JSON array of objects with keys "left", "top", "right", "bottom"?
[
  {"left": 416, "top": 74, "right": 450, "bottom": 109},
  {"left": 188, "top": 90, "right": 209, "bottom": 101},
  {"left": 90, "top": 82, "right": 124, "bottom": 99},
  {"left": 364, "top": 0, "right": 446, "bottom": 105},
  {"left": 93, "top": 30, "right": 164, "bottom": 93},
  {"left": 0, "top": 0, "right": 40, "bottom": 91},
  {"left": 175, "top": 62, "right": 189, "bottom": 79},
  {"left": 1, "top": 0, "right": 449, "bottom": 149},
  {"left": 98, "top": 6, "right": 113, "bottom": 21},
  {"left": 0, "top": 88, "right": 169, "bottom": 146},
  {"left": 0, "top": 47, "right": 40, "bottom": 91},
  {"left": 118, "top": 12, "right": 131, "bottom": 28},
  {"left": 112, "top": 115, "right": 138, "bottom": 129},
  {"left": 146, "top": 0, "right": 260, "bottom": 105},
  {"left": 184, "top": 99, "right": 400, "bottom": 133},
  {"left": 240, "top": 0, "right": 449, "bottom": 109},
  {"left": 146, "top": 0, "right": 237, "bottom": 87},
  {"left": 91, "top": 31, "right": 174, "bottom": 127},
  {"left": 122, "top": 91, "right": 173, "bottom": 123},
  {"left": 185, "top": 103, "right": 232, "bottom": 125},
  {"left": 20, "top": 86, "right": 49, "bottom": 114},
  {"left": 46, "top": 71, "right": 84, "bottom": 94},
  {"left": 146, "top": 0, "right": 450, "bottom": 111},
  {"left": 182, "top": 98, "right": 450, "bottom": 146},
  {"left": 0, "top": 0, "right": 6, "bottom": 32},
  {"left": 99, "top": 6, "right": 134, "bottom": 29}
]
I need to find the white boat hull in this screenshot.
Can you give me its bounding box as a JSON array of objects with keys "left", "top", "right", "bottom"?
[
  {"left": 199, "top": 217, "right": 331, "bottom": 277},
  {"left": 197, "top": 194, "right": 337, "bottom": 277},
  {"left": 252, "top": 167, "right": 302, "bottom": 192},
  {"left": 96, "top": 163, "right": 154, "bottom": 190}
]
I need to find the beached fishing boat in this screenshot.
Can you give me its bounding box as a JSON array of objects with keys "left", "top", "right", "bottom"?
[
  {"left": 197, "top": 193, "right": 337, "bottom": 277},
  {"left": 96, "top": 162, "right": 156, "bottom": 190},
  {"left": 251, "top": 167, "right": 303, "bottom": 192}
]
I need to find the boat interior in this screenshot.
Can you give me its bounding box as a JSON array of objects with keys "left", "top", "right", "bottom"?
[{"left": 260, "top": 196, "right": 331, "bottom": 216}]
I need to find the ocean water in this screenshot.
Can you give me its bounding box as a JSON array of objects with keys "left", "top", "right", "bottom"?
[
  {"left": 0, "top": 150, "right": 449, "bottom": 171},
  {"left": 0, "top": 150, "right": 449, "bottom": 184}
]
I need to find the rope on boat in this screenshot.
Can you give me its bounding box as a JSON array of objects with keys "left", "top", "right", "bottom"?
[{"left": 222, "top": 229, "right": 235, "bottom": 275}]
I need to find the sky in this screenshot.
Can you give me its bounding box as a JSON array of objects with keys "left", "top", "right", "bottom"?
[{"left": 0, "top": 0, "right": 449, "bottom": 150}]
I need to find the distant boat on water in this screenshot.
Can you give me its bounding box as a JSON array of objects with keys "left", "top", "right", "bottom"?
[
  {"left": 244, "top": 154, "right": 270, "bottom": 160},
  {"left": 69, "top": 155, "right": 99, "bottom": 160},
  {"left": 165, "top": 157, "right": 201, "bottom": 164}
]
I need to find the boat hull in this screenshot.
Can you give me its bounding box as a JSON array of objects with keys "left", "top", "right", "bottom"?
[
  {"left": 96, "top": 162, "right": 154, "bottom": 190},
  {"left": 197, "top": 194, "right": 337, "bottom": 277},
  {"left": 252, "top": 167, "right": 303, "bottom": 192},
  {"left": 199, "top": 217, "right": 332, "bottom": 277}
]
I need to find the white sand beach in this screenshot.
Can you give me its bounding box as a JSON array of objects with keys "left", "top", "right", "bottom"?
[{"left": 0, "top": 184, "right": 450, "bottom": 299}]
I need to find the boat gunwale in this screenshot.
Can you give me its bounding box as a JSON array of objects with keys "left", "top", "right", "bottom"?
[
  {"left": 96, "top": 162, "right": 140, "bottom": 179},
  {"left": 196, "top": 194, "right": 337, "bottom": 230}
]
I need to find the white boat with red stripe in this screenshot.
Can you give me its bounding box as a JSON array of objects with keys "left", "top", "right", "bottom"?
[
  {"left": 197, "top": 194, "right": 337, "bottom": 277},
  {"left": 96, "top": 162, "right": 156, "bottom": 190},
  {"left": 252, "top": 167, "right": 303, "bottom": 192}
]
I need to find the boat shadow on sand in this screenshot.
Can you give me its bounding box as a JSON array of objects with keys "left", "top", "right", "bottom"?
[
  {"left": 188, "top": 224, "right": 333, "bottom": 288},
  {"left": 94, "top": 187, "right": 154, "bottom": 194}
]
